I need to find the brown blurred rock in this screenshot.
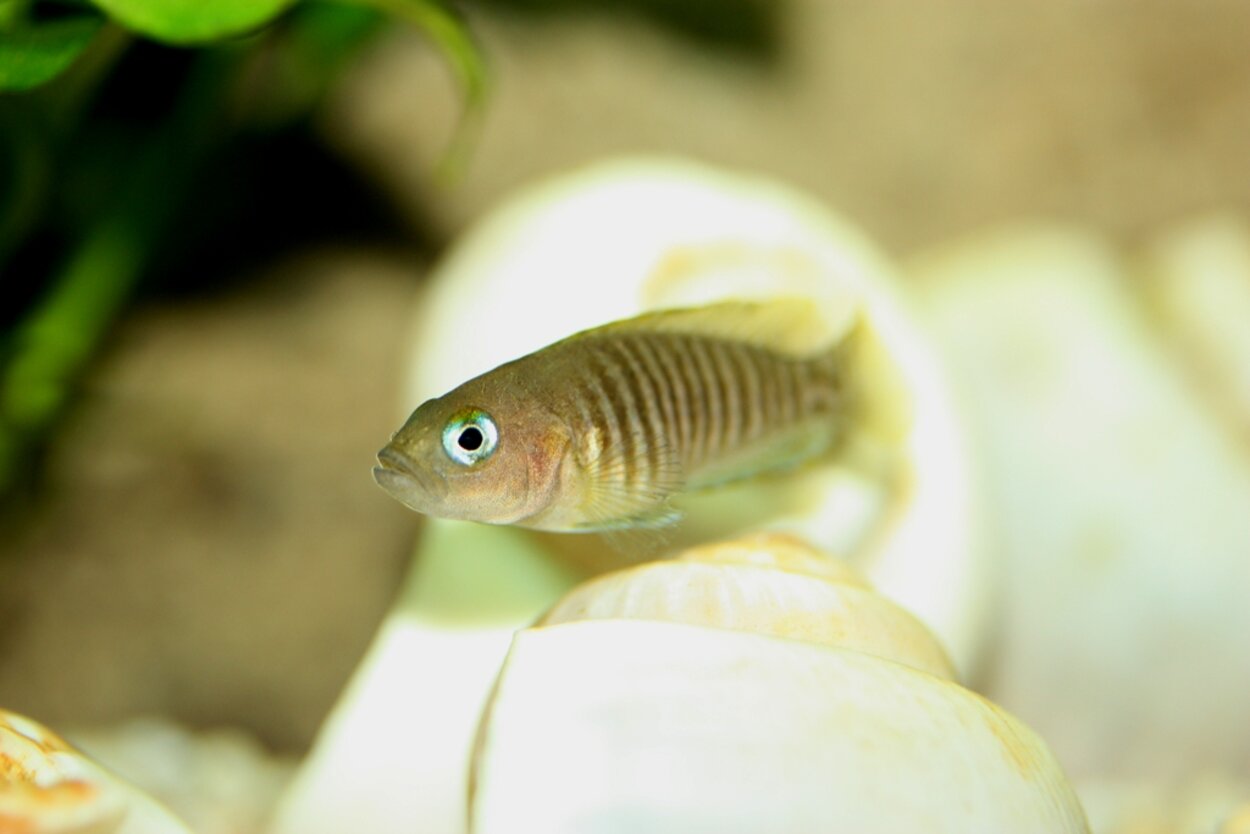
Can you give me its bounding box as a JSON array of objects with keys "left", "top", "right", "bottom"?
[
  {"left": 0, "top": 252, "right": 421, "bottom": 752},
  {"left": 321, "top": 0, "right": 1250, "bottom": 255}
]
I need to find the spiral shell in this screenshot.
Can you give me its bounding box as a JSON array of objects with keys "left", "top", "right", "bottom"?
[
  {"left": 470, "top": 533, "right": 1088, "bottom": 834},
  {"left": 539, "top": 533, "right": 955, "bottom": 680},
  {"left": 400, "top": 157, "right": 988, "bottom": 674},
  {"left": 0, "top": 708, "right": 190, "bottom": 834}
]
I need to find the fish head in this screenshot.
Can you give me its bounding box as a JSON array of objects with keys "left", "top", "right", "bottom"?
[{"left": 373, "top": 377, "right": 571, "bottom": 526}]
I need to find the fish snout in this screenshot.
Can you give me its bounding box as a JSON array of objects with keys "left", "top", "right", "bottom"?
[{"left": 373, "top": 445, "right": 449, "bottom": 504}]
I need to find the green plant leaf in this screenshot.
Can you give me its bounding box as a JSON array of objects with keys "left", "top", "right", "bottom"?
[
  {"left": 85, "top": 0, "right": 297, "bottom": 43},
  {"left": 0, "top": 15, "right": 102, "bottom": 91}
]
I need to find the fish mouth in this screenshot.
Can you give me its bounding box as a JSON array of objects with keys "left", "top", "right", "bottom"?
[
  {"left": 373, "top": 445, "right": 448, "bottom": 506},
  {"left": 375, "top": 444, "right": 418, "bottom": 476}
]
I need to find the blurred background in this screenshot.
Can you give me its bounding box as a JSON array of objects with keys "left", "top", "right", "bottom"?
[{"left": 3, "top": 1, "right": 1250, "bottom": 831}]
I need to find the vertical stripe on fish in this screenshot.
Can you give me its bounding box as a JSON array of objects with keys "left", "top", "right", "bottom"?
[{"left": 567, "top": 328, "right": 846, "bottom": 529}]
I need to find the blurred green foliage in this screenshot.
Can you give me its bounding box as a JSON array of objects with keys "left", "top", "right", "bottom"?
[
  {"left": 85, "top": 0, "right": 299, "bottom": 43},
  {"left": 0, "top": 15, "right": 101, "bottom": 90},
  {"left": 0, "top": 0, "right": 404, "bottom": 501},
  {"left": 0, "top": 0, "right": 777, "bottom": 504}
]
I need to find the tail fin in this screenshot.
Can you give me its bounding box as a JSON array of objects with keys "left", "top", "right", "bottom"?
[{"left": 820, "top": 314, "right": 913, "bottom": 446}]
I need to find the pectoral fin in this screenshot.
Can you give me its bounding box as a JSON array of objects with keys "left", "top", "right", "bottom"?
[{"left": 572, "top": 426, "right": 685, "bottom": 531}]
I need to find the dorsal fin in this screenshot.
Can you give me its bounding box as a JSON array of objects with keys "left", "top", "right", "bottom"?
[{"left": 571, "top": 299, "right": 846, "bottom": 357}]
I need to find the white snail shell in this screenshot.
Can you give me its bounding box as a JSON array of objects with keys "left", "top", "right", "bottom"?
[
  {"left": 0, "top": 708, "right": 191, "bottom": 834},
  {"left": 470, "top": 534, "right": 1088, "bottom": 834},
  {"left": 912, "top": 222, "right": 1250, "bottom": 786},
  {"left": 539, "top": 532, "right": 955, "bottom": 680},
  {"left": 404, "top": 157, "right": 989, "bottom": 676}
]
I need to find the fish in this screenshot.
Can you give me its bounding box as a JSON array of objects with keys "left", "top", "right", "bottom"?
[{"left": 373, "top": 300, "right": 889, "bottom": 533}]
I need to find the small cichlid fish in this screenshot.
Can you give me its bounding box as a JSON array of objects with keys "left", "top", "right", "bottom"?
[{"left": 373, "top": 300, "right": 880, "bottom": 532}]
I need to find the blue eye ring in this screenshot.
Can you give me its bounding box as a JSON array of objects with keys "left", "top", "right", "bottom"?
[{"left": 442, "top": 407, "right": 498, "bottom": 466}]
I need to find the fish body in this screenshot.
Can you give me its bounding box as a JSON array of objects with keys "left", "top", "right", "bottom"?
[{"left": 374, "top": 302, "right": 862, "bottom": 532}]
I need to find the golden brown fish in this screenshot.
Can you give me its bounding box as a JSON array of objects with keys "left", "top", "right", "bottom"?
[{"left": 373, "top": 301, "right": 876, "bottom": 532}]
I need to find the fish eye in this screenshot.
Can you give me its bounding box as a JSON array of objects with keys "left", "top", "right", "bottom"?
[{"left": 442, "top": 408, "right": 498, "bottom": 466}]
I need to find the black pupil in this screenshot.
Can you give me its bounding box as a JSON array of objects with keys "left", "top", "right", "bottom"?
[{"left": 458, "top": 426, "right": 484, "bottom": 451}]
